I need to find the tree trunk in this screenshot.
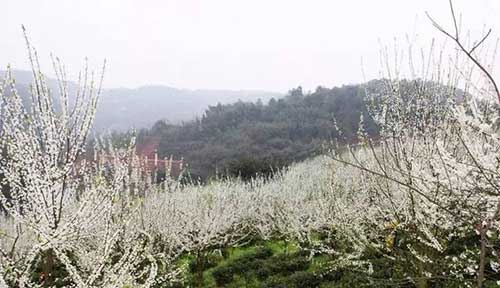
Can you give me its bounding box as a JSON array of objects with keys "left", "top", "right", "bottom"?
[
  {"left": 42, "top": 249, "right": 54, "bottom": 287},
  {"left": 478, "top": 224, "right": 486, "bottom": 288},
  {"left": 195, "top": 250, "right": 205, "bottom": 288}
]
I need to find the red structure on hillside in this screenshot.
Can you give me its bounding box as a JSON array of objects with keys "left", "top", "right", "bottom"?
[{"left": 136, "top": 137, "right": 184, "bottom": 177}]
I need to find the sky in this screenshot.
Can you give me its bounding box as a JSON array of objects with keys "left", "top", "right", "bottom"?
[{"left": 2, "top": 0, "right": 499, "bottom": 92}]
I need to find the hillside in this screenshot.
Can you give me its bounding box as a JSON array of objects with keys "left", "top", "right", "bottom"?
[
  {"left": 1, "top": 70, "right": 282, "bottom": 131},
  {"left": 136, "top": 83, "right": 382, "bottom": 180}
]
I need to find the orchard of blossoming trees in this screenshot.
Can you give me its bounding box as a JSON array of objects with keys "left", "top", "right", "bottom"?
[{"left": 1, "top": 2, "right": 500, "bottom": 287}]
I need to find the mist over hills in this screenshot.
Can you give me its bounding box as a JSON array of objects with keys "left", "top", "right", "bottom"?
[
  {"left": 98, "top": 85, "right": 282, "bottom": 131},
  {"left": 2, "top": 70, "right": 282, "bottom": 131}
]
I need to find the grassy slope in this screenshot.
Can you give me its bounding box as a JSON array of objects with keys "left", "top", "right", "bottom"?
[{"left": 180, "top": 240, "right": 342, "bottom": 288}]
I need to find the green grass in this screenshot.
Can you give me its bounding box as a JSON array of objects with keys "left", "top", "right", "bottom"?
[
  {"left": 158, "top": 237, "right": 491, "bottom": 287},
  {"left": 181, "top": 240, "right": 329, "bottom": 288}
]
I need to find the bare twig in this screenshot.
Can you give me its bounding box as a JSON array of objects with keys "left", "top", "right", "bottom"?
[{"left": 426, "top": 0, "right": 500, "bottom": 103}]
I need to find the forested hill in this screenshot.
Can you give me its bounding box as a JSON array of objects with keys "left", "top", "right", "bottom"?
[
  {"left": 137, "top": 83, "right": 381, "bottom": 180},
  {"left": 2, "top": 70, "right": 282, "bottom": 131}
]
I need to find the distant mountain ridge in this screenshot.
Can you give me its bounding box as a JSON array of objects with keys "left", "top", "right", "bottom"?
[
  {"left": 1, "top": 70, "right": 283, "bottom": 131},
  {"left": 98, "top": 85, "right": 282, "bottom": 131}
]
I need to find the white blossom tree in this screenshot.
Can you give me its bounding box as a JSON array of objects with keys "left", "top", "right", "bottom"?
[
  {"left": 0, "top": 30, "right": 160, "bottom": 287},
  {"left": 328, "top": 1, "right": 500, "bottom": 286}
]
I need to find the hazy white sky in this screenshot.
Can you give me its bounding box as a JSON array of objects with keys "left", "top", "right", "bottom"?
[{"left": 2, "top": 0, "right": 499, "bottom": 92}]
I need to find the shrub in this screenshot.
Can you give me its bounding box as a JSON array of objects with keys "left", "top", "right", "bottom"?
[
  {"left": 229, "top": 247, "right": 274, "bottom": 274},
  {"left": 254, "top": 247, "right": 274, "bottom": 259},
  {"left": 188, "top": 253, "right": 221, "bottom": 273},
  {"left": 288, "top": 271, "right": 321, "bottom": 288},
  {"left": 265, "top": 253, "right": 309, "bottom": 275},
  {"left": 261, "top": 276, "right": 291, "bottom": 288},
  {"left": 212, "top": 265, "right": 234, "bottom": 287},
  {"left": 255, "top": 265, "right": 272, "bottom": 280}
]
